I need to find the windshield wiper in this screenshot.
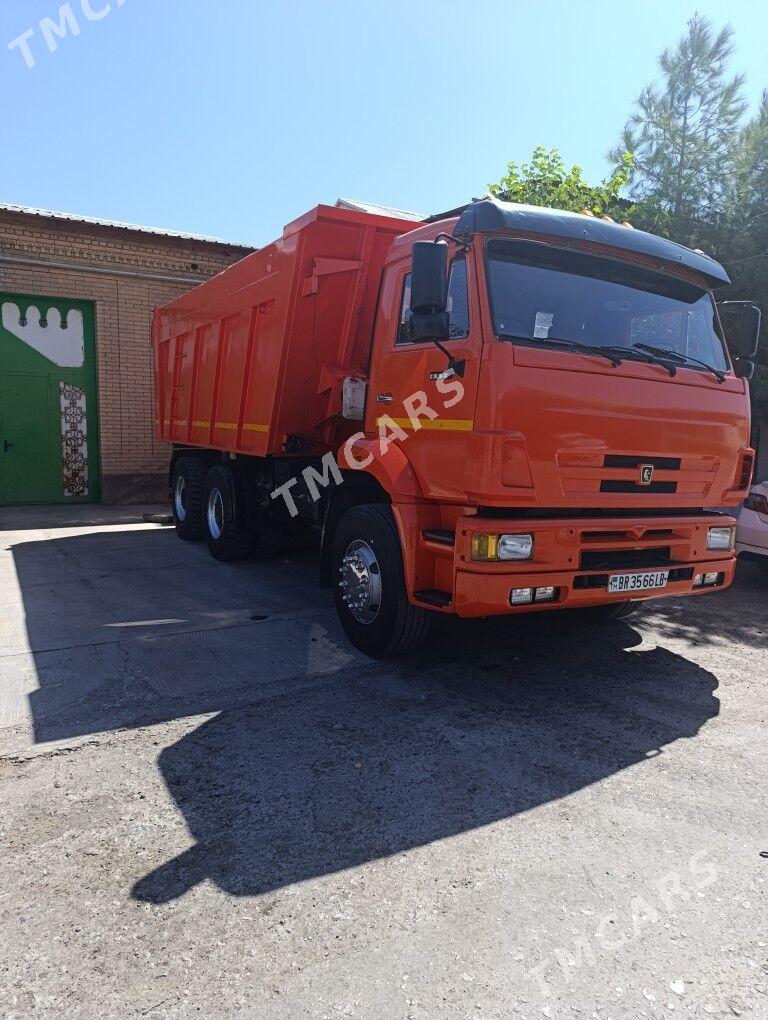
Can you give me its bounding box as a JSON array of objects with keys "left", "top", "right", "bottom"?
[
  {"left": 632, "top": 342, "right": 726, "bottom": 383},
  {"left": 498, "top": 333, "right": 624, "bottom": 367}
]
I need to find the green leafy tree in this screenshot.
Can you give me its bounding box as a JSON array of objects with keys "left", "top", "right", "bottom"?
[
  {"left": 611, "top": 13, "right": 746, "bottom": 243},
  {"left": 489, "top": 146, "right": 635, "bottom": 220}
]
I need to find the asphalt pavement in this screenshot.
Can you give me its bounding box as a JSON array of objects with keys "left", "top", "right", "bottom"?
[{"left": 1, "top": 506, "right": 766, "bottom": 1018}]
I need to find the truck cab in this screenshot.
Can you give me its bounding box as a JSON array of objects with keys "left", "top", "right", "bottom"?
[{"left": 335, "top": 199, "right": 758, "bottom": 651}]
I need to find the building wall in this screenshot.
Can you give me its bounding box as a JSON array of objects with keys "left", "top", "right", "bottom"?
[{"left": 0, "top": 209, "right": 251, "bottom": 502}]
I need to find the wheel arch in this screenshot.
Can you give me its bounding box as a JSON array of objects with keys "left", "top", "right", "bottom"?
[
  {"left": 320, "top": 440, "right": 426, "bottom": 589},
  {"left": 319, "top": 469, "right": 393, "bottom": 588},
  {"left": 336, "top": 436, "right": 423, "bottom": 501},
  {"left": 169, "top": 446, "right": 217, "bottom": 487}
]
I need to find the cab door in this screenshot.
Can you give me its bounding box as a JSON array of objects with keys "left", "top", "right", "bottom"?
[{"left": 365, "top": 250, "right": 482, "bottom": 502}]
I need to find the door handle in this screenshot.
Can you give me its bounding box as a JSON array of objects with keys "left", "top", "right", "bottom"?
[
  {"left": 376, "top": 393, "right": 394, "bottom": 404},
  {"left": 3, "top": 440, "right": 13, "bottom": 453}
]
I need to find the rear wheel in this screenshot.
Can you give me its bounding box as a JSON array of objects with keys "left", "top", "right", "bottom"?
[
  {"left": 171, "top": 457, "right": 207, "bottom": 541},
  {"left": 332, "top": 503, "right": 431, "bottom": 657},
  {"left": 756, "top": 557, "right": 768, "bottom": 578},
  {"left": 251, "top": 526, "right": 283, "bottom": 559},
  {"left": 202, "top": 465, "right": 254, "bottom": 561}
]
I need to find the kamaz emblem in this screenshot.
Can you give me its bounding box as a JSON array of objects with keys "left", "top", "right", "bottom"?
[{"left": 639, "top": 464, "right": 655, "bottom": 486}]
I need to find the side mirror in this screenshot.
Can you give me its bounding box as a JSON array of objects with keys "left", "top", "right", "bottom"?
[
  {"left": 718, "top": 300, "right": 762, "bottom": 361},
  {"left": 409, "top": 241, "right": 449, "bottom": 341}
]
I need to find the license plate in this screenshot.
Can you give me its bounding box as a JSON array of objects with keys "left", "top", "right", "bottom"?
[{"left": 608, "top": 570, "right": 669, "bottom": 594}]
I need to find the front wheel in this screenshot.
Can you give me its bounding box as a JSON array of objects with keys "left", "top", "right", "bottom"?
[
  {"left": 332, "top": 504, "right": 431, "bottom": 658},
  {"left": 202, "top": 465, "right": 254, "bottom": 561}
]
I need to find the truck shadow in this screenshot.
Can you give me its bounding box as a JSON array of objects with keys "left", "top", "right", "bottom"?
[
  {"left": 646, "top": 558, "right": 767, "bottom": 649},
  {"left": 131, "top": 619, "right": 720, "bottom": 902},
  {"left": 5, "top": 519, "right": 723, "bottom": 902}
]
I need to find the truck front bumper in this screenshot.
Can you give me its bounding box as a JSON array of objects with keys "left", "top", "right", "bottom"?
[{"left": 450, "top": 512, "right": 736, "bottom": 618}]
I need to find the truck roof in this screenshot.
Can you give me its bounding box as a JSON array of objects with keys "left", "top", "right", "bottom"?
[{"left": 446, "top": 198, "right": 730, "bottom": 288}]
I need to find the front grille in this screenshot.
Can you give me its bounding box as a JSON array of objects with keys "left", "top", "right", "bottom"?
[
  {"left": 476, "top": 507, "right": 713, "bottom": 520},
  {"left": 604, "top": 455, "right": 681, "bottom": 470},
  {"left": 583, "top": 528, "right": 674, "bottom": 542},
  {"left": 600, "top": 480, "right": 677, "bottom": 494},
  {"left": 580, "top": 547, "right": 671, "bottom": 571},
  {"left": 559, "top": 448, "right": 715, "bottom": 501}
]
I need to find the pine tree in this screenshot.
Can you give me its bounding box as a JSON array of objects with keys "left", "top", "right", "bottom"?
[
  {"left": 727, "top": 91, "right": 768, "bottom": 415},
  {"left": 611, "top": 14, "right": 746, "bottom": 243},
  {"left": 733, "top": 90, "right": 768, "bottom": 225}
]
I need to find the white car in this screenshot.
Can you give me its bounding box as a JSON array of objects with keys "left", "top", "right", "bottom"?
[{"left": 736, "top": 480, "right": 768, "bottom": 576}]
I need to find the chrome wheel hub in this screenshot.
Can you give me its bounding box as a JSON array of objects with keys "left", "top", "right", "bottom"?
[
  {"left": 207, "top": 487, "right": 224, "bottom": 540},
  {"left": 174, "top": 474, "right": 187, "bottom": 523},
  {"left": 338, "top": 539, "right": 382, "bottom": 625}
]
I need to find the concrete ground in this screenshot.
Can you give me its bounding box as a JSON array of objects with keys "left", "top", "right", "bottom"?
[{"left": 0, "top": 506, "right": 766, "bottom": 1019}]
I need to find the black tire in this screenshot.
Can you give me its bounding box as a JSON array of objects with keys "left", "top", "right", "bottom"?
[
  {"left": 202, "top": 464, "right": 254, "bottom": 562},
  {"left": 577, "top": 601, "right": 635, "bottom": 624},
  {"left": 332, "top": 503, "right": 431, "bottom": 657},
  {"left": 756, "top": 558, "right": 768, "bottom": 578},
  {"left": 171, "top": 457, "right": 207, "bottom": 541},
  {"left": 251, "top": 526, "right": 283, "bottom": 559}
]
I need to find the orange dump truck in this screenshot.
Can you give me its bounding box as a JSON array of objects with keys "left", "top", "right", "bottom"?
[{"left": 153, "top": 198, "right": 760, "bottom": 656}]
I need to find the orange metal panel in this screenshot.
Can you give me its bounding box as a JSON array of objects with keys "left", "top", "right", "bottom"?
[
  {"left": 238, "top": 301, "right": 275, "bottom": 456},
  {"left": 152, "top": 204, "right": 414, "bottom": 457}
]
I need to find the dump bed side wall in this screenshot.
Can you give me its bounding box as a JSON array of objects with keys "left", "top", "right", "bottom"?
[
  {"left": 273, "top": 212, "right": 406, "bottom": 450},
  {"left": 154, "top": 234, "right": 298, "bottom": 458},
  {"left": 153, "top": 206, "right": 412, "bottom": 458}
]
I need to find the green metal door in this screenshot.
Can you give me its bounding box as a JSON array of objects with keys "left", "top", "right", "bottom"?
[
  {"left": 0, "top": 292, "right": 100, "bottom": 504},
  {"left": 0, "top": 375, "right": 55, "bottom": 503}
]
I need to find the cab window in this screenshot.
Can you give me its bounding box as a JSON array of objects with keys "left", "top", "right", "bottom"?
[{"left": 396, "top": 257, "right": 470, "bottom": 344}]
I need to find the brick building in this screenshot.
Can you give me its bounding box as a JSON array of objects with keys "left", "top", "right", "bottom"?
[{"left": 0, "top": 202, "right": 252, "bottom": 505}]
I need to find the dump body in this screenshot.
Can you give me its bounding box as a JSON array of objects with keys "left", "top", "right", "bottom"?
[{"left": 154, "top": 205, "right": 415, "bottom": 456}]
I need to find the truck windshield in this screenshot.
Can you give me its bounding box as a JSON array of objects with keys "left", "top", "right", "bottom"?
[{"left": 486, "top": 237, "right": 729, "bottom": 373}]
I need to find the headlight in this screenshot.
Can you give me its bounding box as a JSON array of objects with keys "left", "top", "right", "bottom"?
[
  {"left": 471, "top": 533, "right": 534, "bottom": 561},
  {"left": 498, "top": 534, "right": 534, "bottom": 560},
  {"left": 706, "top": 526, "right": 735, "bottom": 551}
]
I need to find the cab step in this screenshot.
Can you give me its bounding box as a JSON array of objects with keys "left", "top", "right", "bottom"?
[
  {"left": 413, "top": 589, "right": 452, "bottom": 608},
  {"left": 421, "top": 529, "right": 455, "bottom": 546}
]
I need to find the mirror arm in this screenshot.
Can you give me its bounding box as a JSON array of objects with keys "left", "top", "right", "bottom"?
[
  {"left": 431, "top": 338, "right": 450, "bottom": 359},
  {"left": 429, "top": 338, "right": 466, "bottom": 380},
  {"left": 433, "top": 232, "right": 472, "bottom": 255}
]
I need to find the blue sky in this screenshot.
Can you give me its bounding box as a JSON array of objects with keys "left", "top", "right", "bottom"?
[{"left": 2, "top": 0, "right": 767, "bottom": 247}]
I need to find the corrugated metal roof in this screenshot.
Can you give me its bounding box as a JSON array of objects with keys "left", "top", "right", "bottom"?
[
  {"left": 335, "top": 197, "right": 423, "bottom": 222},
  {"left": 0, "top": 201, "right": 252, "bottom": 248}
]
